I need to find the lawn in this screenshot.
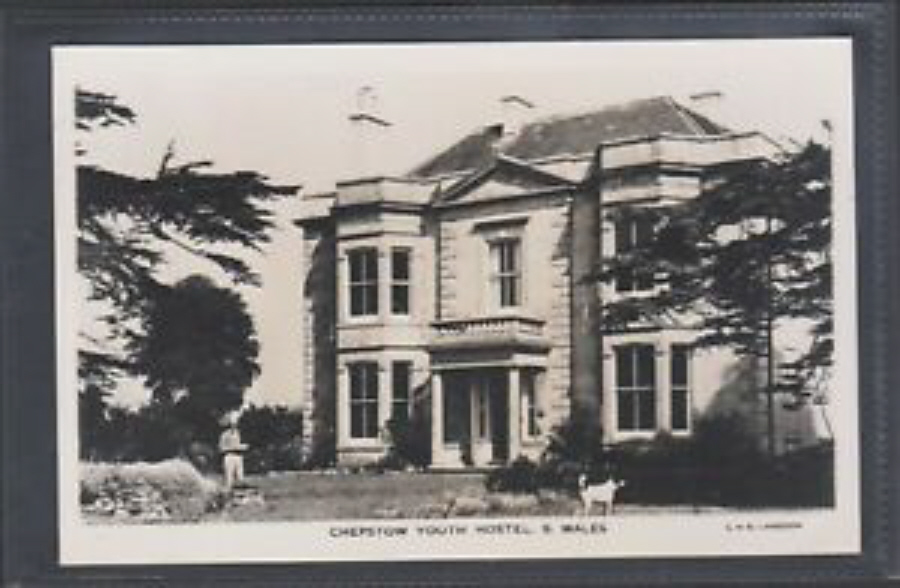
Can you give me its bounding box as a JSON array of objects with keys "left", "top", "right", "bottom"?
[
  {"left": 210, "top": 471, "right": 490, "bottom": 522},
  {"left": 206, "top": 471, "right": 740, "bottom": 523}
]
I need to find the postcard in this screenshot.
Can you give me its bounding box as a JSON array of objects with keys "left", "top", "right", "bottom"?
[{"left": 54, "top": 39, "right": 859, "bottom": 564}]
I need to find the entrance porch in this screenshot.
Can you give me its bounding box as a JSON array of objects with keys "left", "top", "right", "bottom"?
[{"left": 427, "top": 315, "right": 551, "bottom": 469}]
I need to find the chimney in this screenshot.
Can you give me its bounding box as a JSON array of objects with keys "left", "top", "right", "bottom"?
[
  {"left": 348, "top": 85, "right": 392, "bottom": 178},
  {"left": 499, "top": 94, "right": 535, "bottom": 139}
]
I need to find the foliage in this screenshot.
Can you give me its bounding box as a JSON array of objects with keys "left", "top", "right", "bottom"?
[
  {"left": 238, "top": 405, "right": 305, "bottom": 473},
  {"left": 75, "top": 88, "right": 294, "bottom": 396},
  {"left": 599, "top": 143, "right": 833, "bottom": 407},
  {"left": 379, "top": 414, "right": 432, "bottom": 471},
  {"left": 486, "top": 413, "right": 833, "bottom": 507},
  {"left": 130, "top": 274, "right": 260, "bottom": 422},
  {"left": 485, "top": 456, "right": 539, "bottom": 494},
  {"left": 80, "top": 459, "right": 225, "bottom": 521}
]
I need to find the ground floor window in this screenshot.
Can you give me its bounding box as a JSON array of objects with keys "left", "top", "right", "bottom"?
[
  {"left": 349, "top": 362, "right": 379, "bottom": 439},
  {"left": 616, "top": 344, "right": 657, "bottom": 431},
  {"left": 670, "top": 345, "right": 691, "bottom": 431}
]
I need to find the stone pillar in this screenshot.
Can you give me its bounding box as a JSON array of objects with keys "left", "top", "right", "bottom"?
[
  {"left": 336, "top": 365, "right": 349, "bottom": 449},
  {"left": 656, "top": 344, "right": 671, "bottom": 434},
  {"left": 430, "top": 372, "right": 444, "bottom": 467},
  {"left": 507, "top": 368, "right": 522, "bottom": 461},
  {"left": 601, "top": 349, "right": 616, "bottom": 444}
]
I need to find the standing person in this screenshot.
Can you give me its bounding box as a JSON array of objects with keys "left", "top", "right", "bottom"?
[{"left": 219, "top": 415, "right": 247, "bottom": 491}]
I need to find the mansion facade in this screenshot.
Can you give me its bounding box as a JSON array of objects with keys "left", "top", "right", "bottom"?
[{"left": 296, "top": 95, "right": 818, "bottom": 468}]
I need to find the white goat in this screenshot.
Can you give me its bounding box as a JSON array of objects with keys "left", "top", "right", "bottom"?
[{"left": 578, "top": 474, "right": 624, "bottom": 516}]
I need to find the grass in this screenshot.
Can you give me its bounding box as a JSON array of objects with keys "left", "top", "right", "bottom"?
[
  {"left": 208, "top": 471, "right": 740, "bottom": 523},
  {"left": 210, "top": 471, "right": 487, "bottom": 522}
]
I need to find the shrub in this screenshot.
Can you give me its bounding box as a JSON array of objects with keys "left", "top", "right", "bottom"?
[
  {"left": 238, "top": 405, "right": 305, "bottom": 474},
  {"left": 80, "top": 459, "right": 224, "bottom": 522},
  {"left": 485, "top": 456, "right": 539, "bottom": 494},
  {"left": 499, "top": 413, "right": 833, "bottom": 508},
  {"left": 380, "top": 415, "right": 431, "bottom": 471}
]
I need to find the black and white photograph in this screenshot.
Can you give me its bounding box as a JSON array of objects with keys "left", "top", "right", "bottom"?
[{"left": 54, "top": 39, "right": 859, "bottom": 563}]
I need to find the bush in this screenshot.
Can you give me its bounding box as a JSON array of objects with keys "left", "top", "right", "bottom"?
[
  {"left": 80, "top": 459, "right": 225, "bottom": 522},
  {"left": 238, "top": 405, "right": 304, "bottom": 474},
  {"left": 485, "top": 456, "right": 539, "bottom": 494},
  {"left": 489, "top": 414, "right": 834, "bottom": 508},
  {"left": 379, "top": 415, "right": 431, "bottom": 471}
]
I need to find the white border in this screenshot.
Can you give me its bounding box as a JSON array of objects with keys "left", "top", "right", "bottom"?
[{"left": 54, "top": 40, "right": 860, "bottom": 565}]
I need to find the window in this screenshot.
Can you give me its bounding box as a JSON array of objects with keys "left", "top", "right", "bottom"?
[
  {"left": 348, "top": 248, "right": 378, "bottom": 316},
  {"left": 391, "top": 361, "right": 412, "bottom": 422},
  {"left": 615, "top": 213, "right": 655, "bottom": 292},
  {"left": 490, "top": 238, "right": 522, "bottom": 308},
  {"left": 670, "top": 345, "right": 691, "bottom": 431},
  {"left": 522, "top": 372, "right": 539, "bottom": 438},
  {"left": 390, "top": 248, "right": 411, "bottom": 315},
  {"left": 349, "top": 362, "right": 379, "bottom": 439},
  {"left": 616, "top": 345, "right": 656, "bottom": 431}
]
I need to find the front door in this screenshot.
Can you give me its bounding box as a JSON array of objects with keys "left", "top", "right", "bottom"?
[{"left": 487, "top": 371, "right": 509, "bottom": 463}]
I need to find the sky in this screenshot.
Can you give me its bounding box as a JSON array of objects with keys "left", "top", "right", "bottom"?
[{"left": 55, "top": 39, "right": 853, "bottom": 407}]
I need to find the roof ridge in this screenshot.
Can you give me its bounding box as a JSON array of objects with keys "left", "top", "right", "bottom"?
[
  {"left": 666, "top": 96, "right": 706, "bottom": 135},
  {"left": 522, "top": 95, "right": 672, "bottom": 128}
]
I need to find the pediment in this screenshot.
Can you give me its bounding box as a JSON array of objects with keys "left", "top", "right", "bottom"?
[{"left": 434, "top": 156, "right": 575, "bottom": 206}]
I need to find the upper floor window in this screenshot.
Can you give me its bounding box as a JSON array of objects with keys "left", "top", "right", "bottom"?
[
  {"left": 348, "top": 248, "right": 378, "bottom": 316},
  {"left": 616, "top": 344, "right": 656, "bottom": 432},
  {"left": 670, "top": 345, "right": 691, "bottom": 432},
  {"left": 615, "top": 213, "right": 655, "bottom": 292},
  {"left": 490, "top": 238, "right": 522, "bottom": 309},
  {"left": 390, "top": 248, "right": 411, "bottom": 315},
  {"left": 391, "top": 361, "right": 412, "bottom": 423},
  {"left": 348, "top": 362, "right": 379, "bottom": 439}
]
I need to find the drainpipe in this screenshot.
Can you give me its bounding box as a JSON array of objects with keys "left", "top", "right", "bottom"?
[{"left": 570, "top": 146, "right": 604, "bottom": 441}]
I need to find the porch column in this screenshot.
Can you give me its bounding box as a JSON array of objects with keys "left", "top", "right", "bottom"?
[
  {"left": 507, "top": 368, "right": 522, "bottom": 460},
  {"left": 430, "top": 372, "right": 444, "bottom": 467}
]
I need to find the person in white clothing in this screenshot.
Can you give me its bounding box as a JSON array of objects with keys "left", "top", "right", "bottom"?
[{"left": 219, "top": 418, "right": 247, "bottom": 490}]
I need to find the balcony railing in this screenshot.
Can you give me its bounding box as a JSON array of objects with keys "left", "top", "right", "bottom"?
[{"left": 430, "top": 314, "right": 550, "bottom": 351}]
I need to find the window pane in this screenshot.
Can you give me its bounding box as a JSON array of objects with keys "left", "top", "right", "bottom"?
[
  {"left": 637, "top": 346, "right": 656, "bottom": 388},
  {"left": 392, "top": 249, "right": 410, "bottom": 280},
  {"left": 350, "top": 406, "right": 365, "bottom": 438},
  {"left": 365, "top": 284, "right": 378, "bottom": 315},
  {"left": 638, "top": 390, "right": 656, "bottom": 429},
  {"left": 363, "top": 403, "right": 378, "bottom": 438},
  {"left": 349, "top": 251, "right": 363, "bottom": 282},
  {"left": 616, "top": 347, "right": 634, "bottom": 387},
  {"left": 392, "top": 285, "right": 409, "bottom": 314},
  {"left": 672, "top": 391, "right": 689, "bottom": 430},
  {"left": 350, "top": 288, "right": 364, "bottom": 316},
  {"left": 363, "top": 250, "right": 378, "bottom": 281},
  {"left": 364, "top": 364, "right": 378, "bottom": 400},
  {"left": 618, "top": 391, "right": 636, "bottom": 430},
  {"left": 671, "top": 346, "right": 688, "bottom": 386}
]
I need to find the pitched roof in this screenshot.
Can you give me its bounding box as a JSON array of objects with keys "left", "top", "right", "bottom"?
[{"left": 409, "top": 96, "right": 729, "bottom": 179}]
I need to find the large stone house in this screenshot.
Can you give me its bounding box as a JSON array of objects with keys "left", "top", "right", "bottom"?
[{"left": 296, "top": 95, "right": 819, "bottom": 468}]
